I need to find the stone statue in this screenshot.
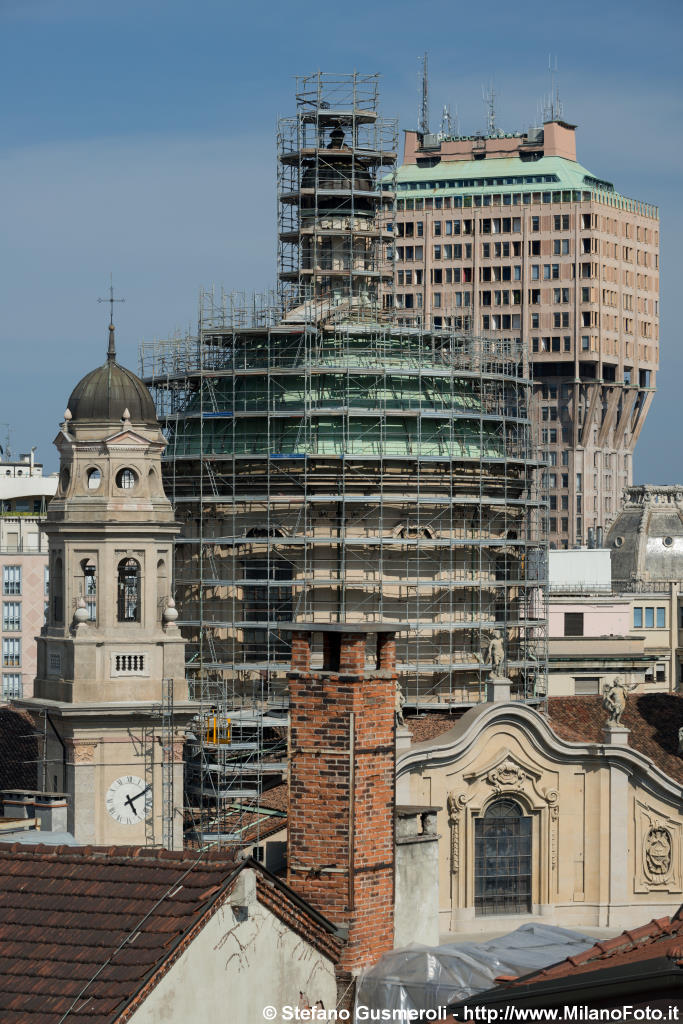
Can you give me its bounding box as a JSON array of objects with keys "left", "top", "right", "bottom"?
[
  {"left": 485, "top": 630, "right": 505, "bottom": 679},
  {"left": 395, "top": 679, "right": 406, "bottom": 727},
  {"left": 602, "top": 676, "right": 635, "bottom": 726}
]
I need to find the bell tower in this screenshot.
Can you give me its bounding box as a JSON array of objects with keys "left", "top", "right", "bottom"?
[{"left": 18, "top": 322, "right": 194, "bottom": 849}]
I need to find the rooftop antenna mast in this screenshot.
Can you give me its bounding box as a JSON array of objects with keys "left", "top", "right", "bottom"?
[
  {"left": 544, "top": 55, "right": 563, "bottom": 122},
  {"left": 441, "top": 104, "right": 457, "bottom": 138},
  {"left": 483, "top": 82, "right": 497, "bottom": 137},
  {"left": 418, "top": 52, "right": 430, "bottom": 135}
]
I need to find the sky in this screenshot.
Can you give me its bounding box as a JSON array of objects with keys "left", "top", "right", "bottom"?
[{"left": 1, "top": 0, "right": 681, "bottom": 480}]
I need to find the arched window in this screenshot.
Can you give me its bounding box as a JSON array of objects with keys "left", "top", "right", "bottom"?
[
  {"left": 474, "top": 798, "right": 531, "bottom": 916},
  {"left": 117, "top": 558, "right": 141, "bottom": 622},
  {"left": 116, "top": 468, "right": 137, "bottom": 490},
  {"left": 52, "top": 556, "right": 63, "bottom": 624},
  {"left": 81, "top": 559, "right": 97, "bottom": 621},
  {"left": 156, "top": 558, "right": 167, "bottom": 615}
]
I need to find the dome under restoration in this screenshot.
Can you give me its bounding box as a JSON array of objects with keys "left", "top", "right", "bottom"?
[
  {"left": 607, "top": 485, "right": 683, "bottom": 585},
  {"left": 67, "top": 324, "right": 158, "bottom": 427}
]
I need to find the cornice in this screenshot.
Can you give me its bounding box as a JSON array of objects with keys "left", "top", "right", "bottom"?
[{"left": 396, "top": 701, "right": 683, "bottom": 803}]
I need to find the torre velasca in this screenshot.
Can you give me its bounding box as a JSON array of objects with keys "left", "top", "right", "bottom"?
[
  {"left": 390, "top": 117, "right": 659, "bottom": 550},
  {"left": 140, "top": 75, "right": 547, "bottom": 790}
]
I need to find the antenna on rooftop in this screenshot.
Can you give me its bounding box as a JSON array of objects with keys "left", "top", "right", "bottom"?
[
  {"left": 418, "top": 52, "right": 430, "bottom": 135},
  {"left": 441, "top": 104, "right": 452, "bottom": 137},
  {"left": 544, "top": 55, "right": 564, "bottom": 122},
  {"left": 483, "top": 82, "right": 498, "bottom": 137}
]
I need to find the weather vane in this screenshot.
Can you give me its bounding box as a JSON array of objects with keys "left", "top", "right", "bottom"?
[{"left": 98, "top": 274, "right": 125, "bottom": 325}]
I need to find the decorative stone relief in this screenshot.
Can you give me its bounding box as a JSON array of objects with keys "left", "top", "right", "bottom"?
[
  {"left": 645, "top": 827, "right": 672, "bottom": 878},
  {"left": 486, "top": 758, "right": 527, "bottom": 794},
  {"left": 549, "top": 804, "right": 560, "bottom": 873},
  {"left": 446, "top": 792, "right": 468, "bottom": 875},
  {"left": 66, "top": 739, "right": 98, "bottom": 764},
  {"left": 634, "top": 801, "right": 681, "bottom": 893}
]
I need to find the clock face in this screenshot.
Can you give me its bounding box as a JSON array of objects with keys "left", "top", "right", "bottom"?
[{"left": 105, "top": 775, "right": 152, "bottom": 825}]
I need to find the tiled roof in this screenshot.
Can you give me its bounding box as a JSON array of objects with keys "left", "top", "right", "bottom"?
[
  {"left": 0, "top": 707, "right": 39, "bottom": 791},
  {"left": 259, "top": 781, "right": 288, "bottom": 812},
  {"left": 547, "top": 694, "right": 683, "bottom": 783},
  {"left": 185, "top": 783, "right": 288, "bottom": 850},
  {"left": 402, "top": 697, "right": 683, "bottom": 787},
  {"left": 0, "top": 842, "right": 339, "bottom": 1023},
  {"left": 405, "top": 711, "right": 466, "bottom": 744},
  {"left": 505, "top": 907, "right": 683, "bottom": 986}
]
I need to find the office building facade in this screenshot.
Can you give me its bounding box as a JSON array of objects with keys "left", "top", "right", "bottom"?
[{"left": 390, "top": 120, "right": 659, "bottom": 549}]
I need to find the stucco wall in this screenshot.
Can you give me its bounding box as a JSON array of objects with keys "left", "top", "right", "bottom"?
[
  {"left": 129, "top": 868, "right": 338, "bottom": 1024},
  {"left": 398, "top": 705, "right": 683, "bottom": 934},
  {"left": 549, "top": 600, "right": 630, "bottom": 638},
  {"left": 395, "top": 837, "right": 440, "bottom": 946}
]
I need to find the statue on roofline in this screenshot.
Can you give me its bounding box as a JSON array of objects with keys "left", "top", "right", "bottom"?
[{"left": 602, "top": 676, "right": 636, "bottom": 727}]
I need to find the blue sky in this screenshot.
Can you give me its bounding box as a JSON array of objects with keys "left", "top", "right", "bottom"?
[{"left": 1, "top": 0, "right": 681, "bottom": 480}]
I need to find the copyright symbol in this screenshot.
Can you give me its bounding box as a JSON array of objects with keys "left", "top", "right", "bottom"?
[{"left": 263, "top": 1008, "right": 277, "bottom": 1021}]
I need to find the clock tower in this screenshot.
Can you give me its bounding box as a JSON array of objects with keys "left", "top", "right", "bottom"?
[{"left": 18, "top": 322, "right": 194, "bottom": 849}]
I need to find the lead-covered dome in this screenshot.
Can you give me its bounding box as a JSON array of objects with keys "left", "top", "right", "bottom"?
[
  {"left": 607, "top": 485, "right": 683, "bottom": 585},
  {"left": 67, "top": 324, "right": 158, "bottom": 426}
]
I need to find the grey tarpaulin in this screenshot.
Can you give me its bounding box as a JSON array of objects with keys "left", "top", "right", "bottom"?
[{"left": 355, "top": 924, "right": 595, "bottom": 1015}]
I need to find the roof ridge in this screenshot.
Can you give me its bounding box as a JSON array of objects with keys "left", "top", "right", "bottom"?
[{"left": 0, "top": 842, "right": 237, "bottom": 865}]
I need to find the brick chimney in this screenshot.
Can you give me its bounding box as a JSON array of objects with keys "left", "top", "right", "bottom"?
[{"left": 287, "top": 625, "right": 397, "bottom": 973}]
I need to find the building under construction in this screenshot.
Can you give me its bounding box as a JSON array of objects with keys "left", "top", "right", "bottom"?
[{"left": 139, "top": 74, "right": 548, "bottom": 842}]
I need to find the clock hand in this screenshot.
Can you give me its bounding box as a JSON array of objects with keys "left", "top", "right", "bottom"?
[{"left": 124, "top": 786, "right": 151, "bottom": 814}]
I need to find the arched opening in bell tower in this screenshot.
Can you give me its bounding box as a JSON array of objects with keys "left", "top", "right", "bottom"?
[{"left": 117, "top": 558, "right": 141, "bottom": 623}]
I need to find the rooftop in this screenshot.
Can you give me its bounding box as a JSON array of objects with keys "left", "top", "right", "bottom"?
[
  {"left": 547, "top": 695, "right": 683, "bottom": 783},
  {"left": 394, "top": 153, "right": 657, "bottom": 217},
  {"left": 504, "top": 907, "right": 683, "bottom": 985},
  {"left": 0, "top": 843, "right": 342, "bottom": 1023},
  {"left": 402, "top": 696, "right": 683, "bottom": 784},
  {"left": 0, "top": 708, "right": 38, "bottom": 792}
]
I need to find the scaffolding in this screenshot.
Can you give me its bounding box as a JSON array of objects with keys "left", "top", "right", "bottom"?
[
  {"left": 138, "top": 73, "right": 548, "bottom": 847},
  {"left": 140, "top": 299, "right": 548, "bottom": 702},
  {"left": 277, "top": 72, "right": 397, "bottom": 319}
]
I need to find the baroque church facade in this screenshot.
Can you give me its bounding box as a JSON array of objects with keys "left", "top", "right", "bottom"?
[{"left": 398, "top": 694, "right": 683, "bottom": 933}]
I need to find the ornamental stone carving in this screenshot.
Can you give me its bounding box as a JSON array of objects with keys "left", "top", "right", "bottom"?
[
  {"left": 446, "top": 792, "right": 468, "bottom": 876},
  {"left": 446, "top": 791, "right": 469, "bottom": 819},
  {"left": 66, "top": 739, "right": 98, "bottom": 763},
  {"left": 645, "top": 826, "right": 672, "bottom": 878},
  {"left": 486, "top": 758, "right": 527, "bottom": 794},
  {"left": 635, "top": 801, "right": 681, "bottom": 893}
]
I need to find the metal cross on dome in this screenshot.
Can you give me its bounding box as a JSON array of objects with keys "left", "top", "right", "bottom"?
[{"left": 98, "top": 275, "right": 125, "bottom": 325}]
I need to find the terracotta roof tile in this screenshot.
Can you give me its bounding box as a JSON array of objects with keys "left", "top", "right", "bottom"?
[
  {"left": 186, "top": 783, "right": 289, "bottom": 850},
  {"left": 0, "top": 841, "right": 342, "bottom": 1022},
  {"left": 506, "top": 906, "right": 683, "bottom": 986},
  {"left": 0, "top": 843, "right": 241, "bottom": 1023},
  {"left": 405, "top": 710, "right": 468, "bottom": 744},
  {"left": 547, "top": 694, "right": 683, "bottom": 782},
  {"left": 0, "top": 707, "right": 39, "bottom": 791}
]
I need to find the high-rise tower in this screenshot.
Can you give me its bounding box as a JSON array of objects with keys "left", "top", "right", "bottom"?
[{"left": 391, "top": 119, "right": 659, "bottom": 549}]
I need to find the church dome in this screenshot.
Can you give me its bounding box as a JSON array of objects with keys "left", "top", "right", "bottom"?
[
  {"left": 607, "top": 485, "right": 683, "bottom": 586},
  {"left": 67, "top": 325, "right": 158, "bottom": 427}
]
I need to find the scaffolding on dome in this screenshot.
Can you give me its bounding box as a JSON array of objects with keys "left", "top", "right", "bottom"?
[{"left": 138, "top": 73, "right": 548, "bottom": 849}]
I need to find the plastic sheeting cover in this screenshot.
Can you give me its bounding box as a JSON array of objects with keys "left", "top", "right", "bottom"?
[{"left": 355, "top": 923, "right": 596, "bottom": 1015}]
